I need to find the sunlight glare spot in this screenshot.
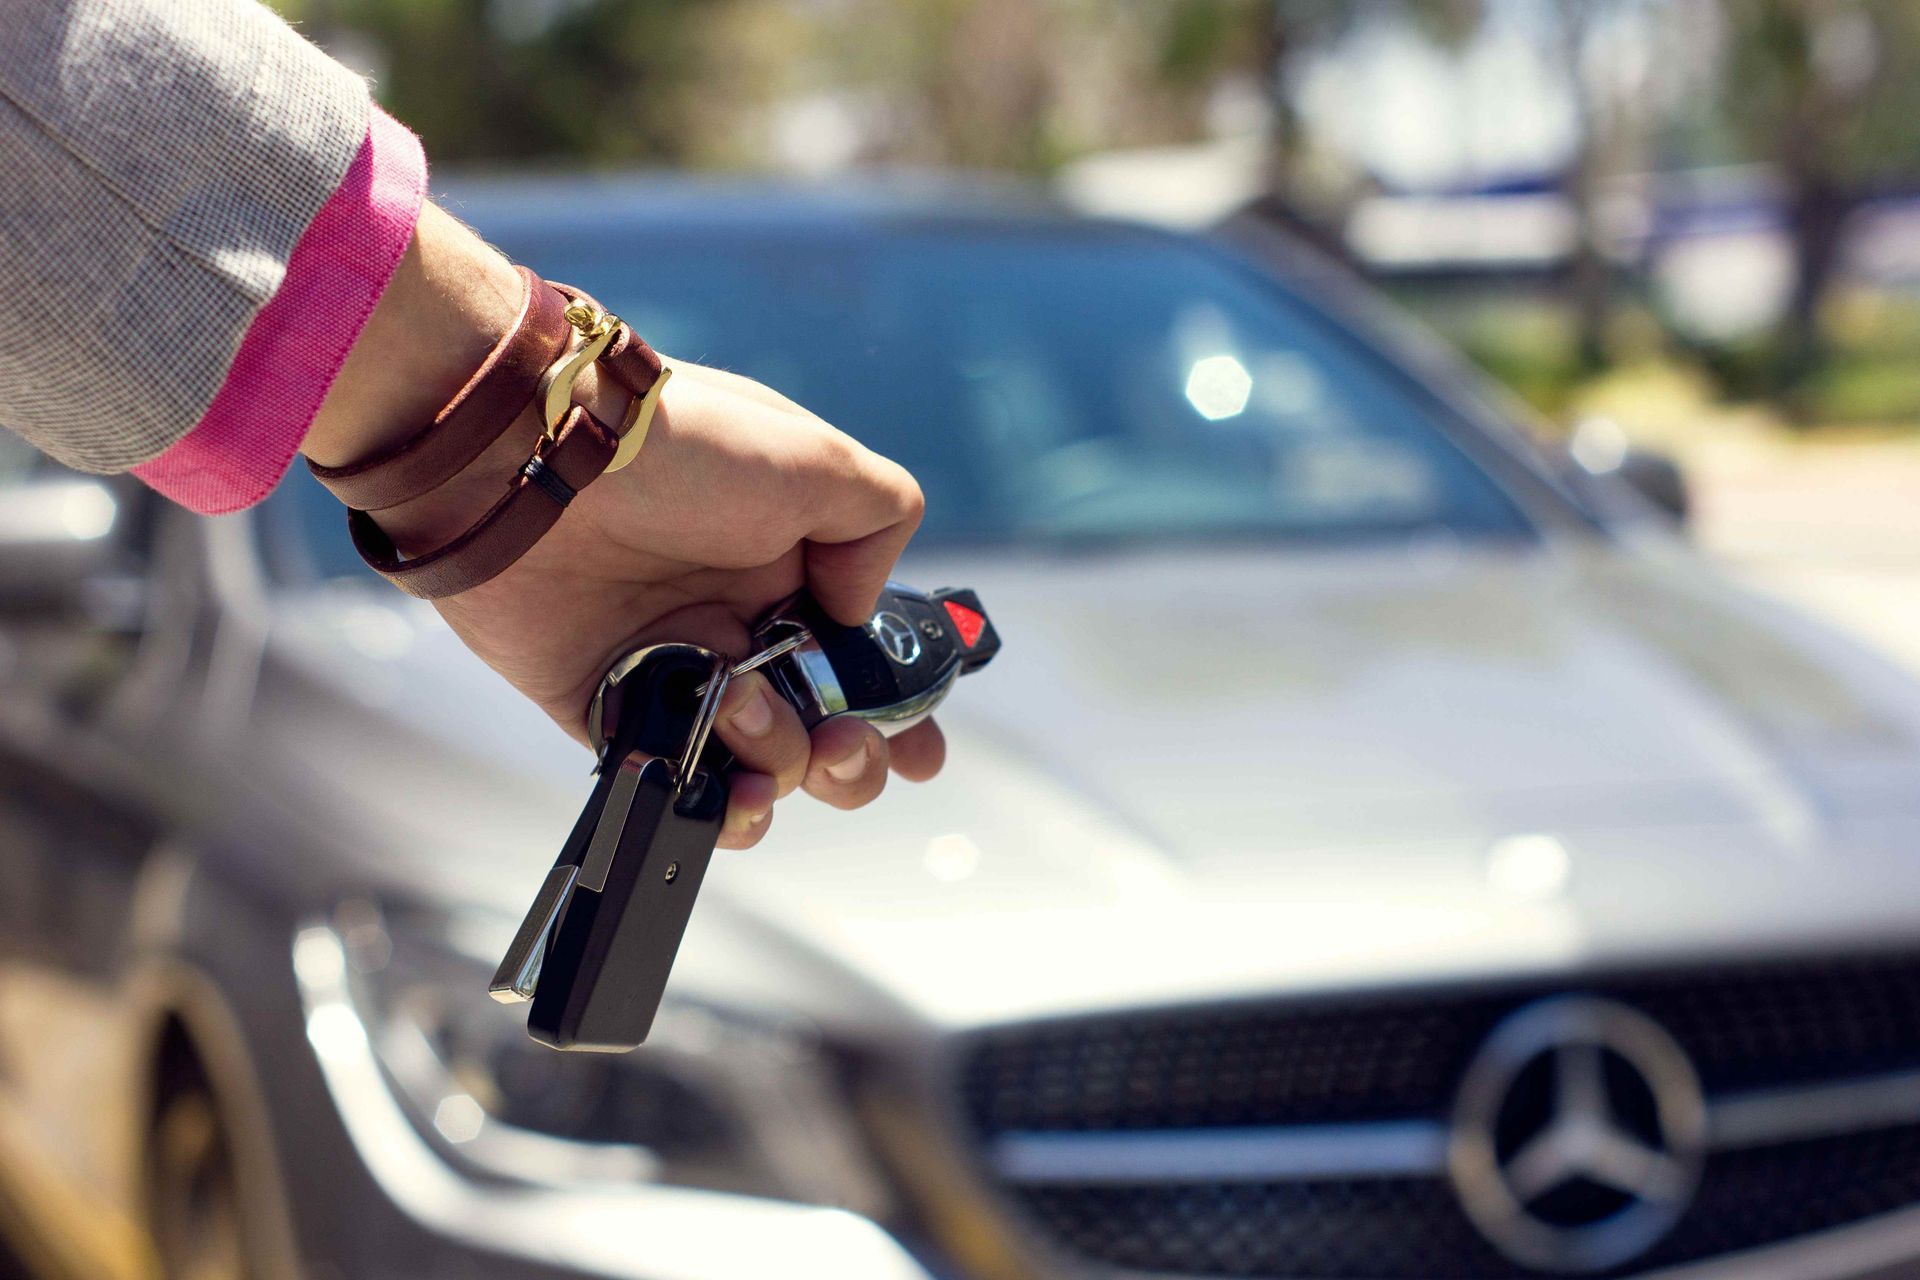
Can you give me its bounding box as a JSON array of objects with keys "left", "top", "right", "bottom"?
[{"left": 1185, "top": 354, "right": 1253, "bottom": 421}]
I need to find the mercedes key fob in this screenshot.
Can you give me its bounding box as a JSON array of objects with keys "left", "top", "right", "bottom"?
[{"left": 752, "top": 583, "right": 1000, "bottom": 733}]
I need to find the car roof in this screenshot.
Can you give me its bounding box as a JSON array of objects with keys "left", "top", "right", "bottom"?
[{"left": 434, "top": 170, "right": 1142, "bottom": 242}]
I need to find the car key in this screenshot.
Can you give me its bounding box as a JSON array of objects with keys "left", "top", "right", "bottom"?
[
  {"left": 489, "top": 643, "right": 735, "bottom": 1050},
  {"left": 490, "top": 583, "right": 999, "bottom": 1052},
  {"left": 751, "top": 582, "right": 1001, "bottom": 734}
]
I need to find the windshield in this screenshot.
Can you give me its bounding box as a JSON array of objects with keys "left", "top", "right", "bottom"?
[{"left": 262, "top": 221, "right": 1531, "bottom": 582}]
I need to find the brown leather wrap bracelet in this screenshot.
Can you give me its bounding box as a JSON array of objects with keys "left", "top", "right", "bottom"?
[
  {"left": 347, "top": 404, "right": 619, "bottom": 598},
  {"left": 317, "top": 273, "right": 667, "bottom": 600},
  {"left": 307, "top": 268, "right": 573, "bottom": 512}
]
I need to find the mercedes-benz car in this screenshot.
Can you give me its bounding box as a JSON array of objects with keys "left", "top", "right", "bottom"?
[{"left": 5, "top": 179, "right": 1920, "bottom": 1280}]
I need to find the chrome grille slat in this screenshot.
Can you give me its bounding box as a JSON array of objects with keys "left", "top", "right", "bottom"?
[
  {"left": 989, "top": 1119, "right": 1452, "bottom": 1184},
  {"left": 987, "top": 1069, "right": 1920, "bottom": 1187}
]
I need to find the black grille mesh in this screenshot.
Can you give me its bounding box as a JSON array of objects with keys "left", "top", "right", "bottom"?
[
  {"left": 1647, "top": 1122, "right": 1920, "bottom": 1268},
  {"left": 1019, "top": 1178, "right": 1499, "bottom": 1279},
  {"left": 1016, "top": 1126, "right": 1920, "bottom": 1279},
  {"left": 963, "top": 952, "right": 1920, "bottom": 1134},
  {"left": 961, "top": 952, "right": 1920, "bottom": 1278}
]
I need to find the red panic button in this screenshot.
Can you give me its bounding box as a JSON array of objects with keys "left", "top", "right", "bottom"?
[{"left": 944, "top": 601, "right": 987, "bottom": 648}]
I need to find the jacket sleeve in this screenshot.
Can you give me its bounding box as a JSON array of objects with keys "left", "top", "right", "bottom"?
[{"left": 0, "top": 0, "right": 372, "bottom": 475}]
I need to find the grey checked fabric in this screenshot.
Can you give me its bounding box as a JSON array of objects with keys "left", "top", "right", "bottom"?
[{"left": 0, "top": 0, "right": 369, "bottom": 472}]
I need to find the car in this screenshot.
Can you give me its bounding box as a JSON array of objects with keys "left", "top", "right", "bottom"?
[{"left": 5, "top": 177, "right": 1920, "bottom": 1280}]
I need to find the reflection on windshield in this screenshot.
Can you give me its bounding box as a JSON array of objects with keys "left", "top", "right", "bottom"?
[
  {"left": 555, "top": 229, "right": 1528, "bottom": 546},
  {"left": 1185, "top": 354, "right": 1253, "bottom": 420},
  {"left": 265, "top": 226, "right": 1533, "bottom": 582}
]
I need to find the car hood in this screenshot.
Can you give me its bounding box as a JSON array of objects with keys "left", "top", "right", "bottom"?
[{"left": 254, "top": 539, "right": 1920, "bottom": 1030}]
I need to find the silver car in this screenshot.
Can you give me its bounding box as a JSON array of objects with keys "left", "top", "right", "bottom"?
[{"left": 5, "top": 180, "right": 1920, "bottom": 1280}]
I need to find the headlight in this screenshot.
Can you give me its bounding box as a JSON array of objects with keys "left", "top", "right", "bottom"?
[{"left": 306, "top": 901, "right": 892, "bottom": 1219}]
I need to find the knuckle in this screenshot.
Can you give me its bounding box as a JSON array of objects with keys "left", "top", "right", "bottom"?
[
  {"left": 813, "top": 431, "right": 862, "bottom": 480},
  {"left": 867, "top": 451, "right": 924, "bottom": 523},
  {"left": 897, "top": 473, "right": 926, "bottom": 525}
]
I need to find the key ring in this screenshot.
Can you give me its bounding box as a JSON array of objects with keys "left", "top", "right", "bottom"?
[
  {"left": 675, "top": 651, "right": 732, "bottom": 799},
  {"left": 591, "top": 631, "right": 814, "bottom": 762},
  {"left": 694, "top": 629, "right": 810, "bottom": 696}
]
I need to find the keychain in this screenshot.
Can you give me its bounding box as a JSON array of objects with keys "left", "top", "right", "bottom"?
[{"left": 489, "top": 583, "right": 1000, "bottom": 1051}]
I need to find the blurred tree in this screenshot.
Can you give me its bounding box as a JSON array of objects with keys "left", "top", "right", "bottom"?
[
  {"left": 1716, "top": 0, "right": 1920, "bottom": 395},
  {"left": 267, "top": 0, "right": 796, "bottom": 167},
  {"left": 903, "top": 0, "right": 1057, "bottom": 169},
  {"left": 1550, "top": 1, "right": 1655, "bottom": 374},
  {"left": 1257, "top": 0, "right": 1479, "bottom": 196}
]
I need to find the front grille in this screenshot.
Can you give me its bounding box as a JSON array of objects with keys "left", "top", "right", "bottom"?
[{"left": 962, "top": 952, "right": 1920, "bottom": 1278}]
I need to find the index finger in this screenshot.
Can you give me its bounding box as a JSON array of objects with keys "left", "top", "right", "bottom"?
[{"left": 801, "top": 448, "right": 925, "bottom": 627}]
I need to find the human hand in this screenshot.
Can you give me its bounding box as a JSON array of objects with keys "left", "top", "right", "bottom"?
[{"left": 304, "top": 207, "right": 945, "bottom": 847}]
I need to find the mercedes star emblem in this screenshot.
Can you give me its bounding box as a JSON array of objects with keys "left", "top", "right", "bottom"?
[
  {"left": 1448, "top": 996, "right": 1707, "bottom": 1274},
  {"left": 871, "top": 611, "right": 922, "bottom": 666}
]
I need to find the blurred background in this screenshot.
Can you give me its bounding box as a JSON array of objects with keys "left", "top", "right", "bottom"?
[
  {"left": 265, "top": 0, "right": 1920, "bottom": 666},
  {"left": 11, "top": 4, "right": 1920, "bottom": 1280}
]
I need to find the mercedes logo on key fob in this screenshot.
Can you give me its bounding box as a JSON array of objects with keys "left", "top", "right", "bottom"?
[{"left": 872, "top": 611, "right": 923, "bottom": 666}]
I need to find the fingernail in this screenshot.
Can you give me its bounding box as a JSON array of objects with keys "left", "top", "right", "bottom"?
[
  {"left": 729, "top": 686, "right": 775, "bottom": 737},
  {"left": 826, "top": 743, "right": 871, "bottom": 783}
]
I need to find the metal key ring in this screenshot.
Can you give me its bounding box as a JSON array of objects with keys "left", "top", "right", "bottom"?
[
  {"left": 675, "top": 651, "right": 733, "bottom": 798},
  {"left": 694, "top": 629, "right": 810, "bottom": 696}
]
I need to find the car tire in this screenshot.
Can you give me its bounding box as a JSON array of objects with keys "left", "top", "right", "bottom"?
[{"left": 146, "top": 1047, "right": 250, "bottom": 1280}]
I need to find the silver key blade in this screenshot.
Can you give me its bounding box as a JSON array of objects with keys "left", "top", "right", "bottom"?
[
  {"left": 579, "top": 756, "right": 648, "bottom": 892},
  {"left": 489, "top": 864, "right": 579, "bottom": 1003}
]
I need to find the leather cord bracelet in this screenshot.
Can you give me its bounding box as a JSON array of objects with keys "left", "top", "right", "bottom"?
[
  {"left": 307, "top": 267, "right": 572, "bottom": 512},
  {"left": 346, "top": 402, "right": 617, "bottom": 598},
  {"left": 315, "top": 273, "right": 669, "bottom": 599}
]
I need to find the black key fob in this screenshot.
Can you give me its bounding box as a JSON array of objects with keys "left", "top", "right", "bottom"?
[
  {"left": 491, "top": 644, "right": 730, "bottom": 1051},
  {"left": 528, "top": 754, "right": 725, "bottom": 1050},
  {"left": 752, "top": 582, "right": 1000, "bottom": 733}
]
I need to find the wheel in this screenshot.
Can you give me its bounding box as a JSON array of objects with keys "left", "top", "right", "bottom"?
[{"left": 146, "top": 1050, "right": 248, "bottom": 1280}]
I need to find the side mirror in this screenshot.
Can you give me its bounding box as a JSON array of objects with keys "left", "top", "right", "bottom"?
[
  {"left": 0, "top": 475, "right": 133, "bottom": 613},
  {"left": 1612, "top": 450, "right": 1689, "bottom": 524},
  {"left": 1563, "top": 417, "right": 1689, "bottom": 526}
]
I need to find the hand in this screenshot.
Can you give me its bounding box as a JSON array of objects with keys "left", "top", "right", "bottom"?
[{"left": 303, "top": 206, "right": 945, "bottom": 847}]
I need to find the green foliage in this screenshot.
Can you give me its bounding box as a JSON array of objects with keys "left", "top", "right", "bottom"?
[
  {"left": 1388, "top": 288, "right": 1588, "bottom": 416},
  {"left": 262, "top": 0, "right": 1918, "bottom": 431},
  {"left": 1153, "top": 0, "right": 1265, "bottom": 86},
  {"left": 267, "top": 0, "right": 789, "bottom": 166},
  {"left": 1716, "top": 0, "right": 1920, "bottom": 185},
  {"left": 1395, "top": 283, "right": 1920, "bottom": 431}
]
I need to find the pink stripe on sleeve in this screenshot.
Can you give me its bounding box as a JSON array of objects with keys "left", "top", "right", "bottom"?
[{"left": 133, "top": 107, "right": 428, "bottom": 514}]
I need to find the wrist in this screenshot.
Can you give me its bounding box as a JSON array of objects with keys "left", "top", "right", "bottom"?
[
  {"left": 365, "top": 343, "right": 641, "bottom": 559},
  {"left": 304, "top": 220, "right": 663, "bottom": 580},
  {"left": 301, "top": 202, "right": 524, "bottom": 470}
]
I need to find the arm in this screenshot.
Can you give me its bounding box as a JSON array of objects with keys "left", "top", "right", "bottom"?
[
  {"left": 0, "top": 0, "right": 371, "bottom": 476},
  {"left": 0, "top": 0, "right": 941, "bottom": 846}
]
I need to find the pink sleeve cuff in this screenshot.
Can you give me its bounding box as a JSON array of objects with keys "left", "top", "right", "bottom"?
[{"left": 133, "top": 106, "right": 428, "bottom": 515}]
